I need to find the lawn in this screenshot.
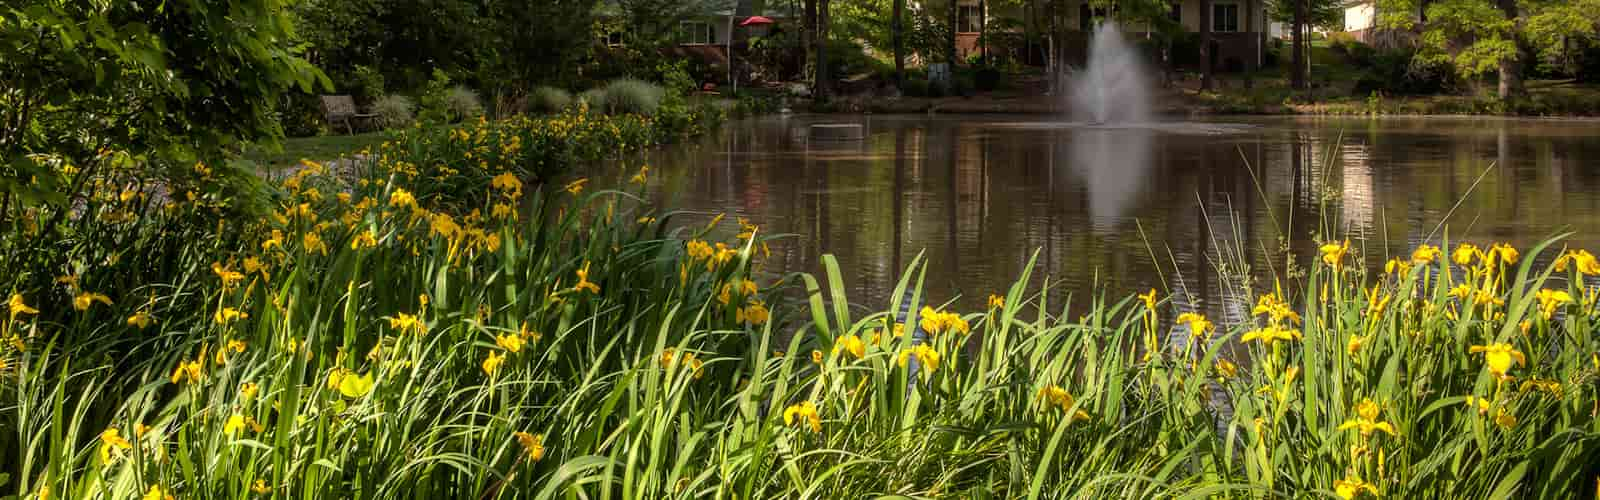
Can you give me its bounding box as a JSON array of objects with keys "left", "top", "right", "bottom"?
[{"left": 241, "top": 130, "right": 391, "bottom": 170}]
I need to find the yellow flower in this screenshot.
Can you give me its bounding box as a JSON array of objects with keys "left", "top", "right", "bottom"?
[
  {"left": 212, "top": 262, "right": 245, "bottom": 288},
  {"left": 1215, "top": 359, "right": 1238, "bottom": 378},
  {"left": 135, "top": 423, "right": 151, "bottom": 438},
  {"left": 1138, "top": 289, "right": 1158, "bottom": 311},
  {"left": 1385, "top": 257, "right": 1411, "bottom": 275},
  {"left": 564, "top": 178, "right": 588, "bottom": 195},
  {"left": 1337, "top": 399, "right": 1396, "bottom": 437},
  {"left": 1240, "top": 325, "right": 1302, "bottom": 346},
  {"left": 686, "top": 239, "right": 714, "bottom": 261},
  {"left": 223, "top": 413, "right": 248, "bottom": 435},
  {"left": 896, "top": 344, "right": 941, "bottom": 373},
  {"left": 782, "top": 400, "right": 821, "bottom": 432},
  {"left": 73, "top": 292, "right": 113, "bottom": 311},
  {"left": 1535, "top": 288, "right": 1573, "bottom": 319},
  {"left": 350, "top": 229, "right": 379, "bottom": 250},
  {"left": 630, "top": 165, "right": 650, "bottom": 185},
  {"left": 491, "top": 172, "right": 523, "bottom": 198},
  {"left": 251, "top": 480, "right": 271, "bottom": 494},
  {"left": 1176, "top": 312, "right": 1213, "bottom": 338},
  {"left": 1366, "top": 286, "right": 1392, "bottom": 315},
  {"left": 495, "top": 333, "right": 524, "bottom": 353},
  {"left": 1334, "top": 476, "right": 1379, "bottom": 499},
  {"left": 1036, "top": 385, "right": 1091, "bottom": 421},
  {"left": 7, "top": 293, "right": 39, "bottom": 322},
  {"left": 1346, "top": 335, "right": 1368, "bottom": 357},
  {"left": 514, "top": 431, "right": 546, "bottom": 461},
  {"left": 303, "top": 231, "right": 329, "bottom": 256},
  {"left": 1465, "top": 396, "right": 1518, "bottom": 428},
  {"left": 337, "top": 370, "right": 374, "bottom": 398},
  {"left": 482, "top": 350, "right": 506, "bottom": 376},
  {"left": 143, "top": 485, "right": 174, "bottom": 500},
  {"left": 1453, "top": 243, "right": 1482, "bottom": 266},
  {"left": 988, "top": 294, "right": 1005, "bottom": 310},
  {"left": 99, "top": 428, "right": 133, "bottom": 463},
  {"left": 170, "top": 359, "right": 203, "bottom": 385},
  {"left": 1490, "top": 243, "right": 1519, "bottom": 265},
  {"left": 127, "top": 310, "right": 156, "bottom": 329},
  {"left": 574, "top": 261, "right": 601, "bottom": 294},
  {"left": 1468, "top": 343, "right": 1526, "bottom": 377},
  {"left": 1519, "top": 379, "right": 1561, "bottom": 395},
  {"left": 1320, "top": 240, "right": 1350, "bottom": 269},
  {"left": 1251, "top": 293, "right": 1302, "bottom": 325},
  {"left": 1555, "top": 249, "right": 1600, "bottom": 275},
  {"left": 388, "top": 312, "right": 425, "bottom": 335},
  {"left": 240, "top": 382, "right": 259, "bottom": 400},
  {"left": 1411, "top": 244, "right": 1441, "bottom": 265},
  {"left": 831, "top": 334, "right": 866, "bottom": 359},
  {"left": 917, "top": 307, "right": 970, "bottom": 336},
  {"left": 389, "top": 188, "right": 417, "bottom": 208},
  {"left": 737, "top": 300, "right": 770, "bottom": 325},
  {"left": 811, "top": 350, "right": 823, "bottom": 364},
  {"left": 213, "top": 307, "right": 248, "bottom": 325}
]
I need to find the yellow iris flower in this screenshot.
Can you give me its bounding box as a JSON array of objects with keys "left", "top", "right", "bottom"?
[
  {"left": 1336, "top": 399, "right": 1396, "bottom": 437},
  {"left": 514, "top": 431, "right": 546, "bottom": 461},
  {"left": 783, "top": 400, "right": 821, "bottom": 432},
  {"left": 1468, "top": 343, "right": 1526, "bottom": 377}
]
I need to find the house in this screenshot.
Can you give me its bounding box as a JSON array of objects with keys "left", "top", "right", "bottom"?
[
  {"left": 936, "top": 0, "right": 1275, "bottom": 73},
  {"left": 1341, "top": 0, "right": 1418, "bottom": 47},
  {"left": 596, "top": 1, "right": 791, "bottom": 67}
]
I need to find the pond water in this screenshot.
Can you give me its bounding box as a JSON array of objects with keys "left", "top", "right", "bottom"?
[{"left": 615, "top": 114, "right": 1600, "bottom": 322}]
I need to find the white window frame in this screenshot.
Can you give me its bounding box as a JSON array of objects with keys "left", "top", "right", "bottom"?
[
  {"left": 957, "top": 5, "right": 982, "bottom": 33},
  {"left": 605, "top": 30, "right": 625, "bottom": 47},
  {"left": 680, "top": 21, "right": 715, "bottom": 45},
  {"left": 1212, "top": 3, "right": 1240, "bottom": 33}
]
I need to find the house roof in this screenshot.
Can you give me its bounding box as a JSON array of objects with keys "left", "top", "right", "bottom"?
[{"left": 593, "top": 1, "right": 792, "bottom": 19}]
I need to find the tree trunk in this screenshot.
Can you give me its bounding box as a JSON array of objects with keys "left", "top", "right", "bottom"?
[
  {"left": 948, "top": 0, "right": 959, "bottom": 66},
  {"left": 1201, "top": 0, "right": 1214, "bottom": 91},
  {"left": 803, "top": 0, "right": 817, "bottom": 84},
  {"left": 1291, "top": 0, "right": 1306, "bottom": 90},
  {"left": 893, "top": 0, "right": 905, "bottom": 88},
  {"left": 1244, "top": 0, "right": 1256, "bottom": 89},
  {"left": 1495, "top": 0, "right": 1523, "bottom": 98},
  {"left": 816, "top": 0, "right": 831, "bottom": 99}
]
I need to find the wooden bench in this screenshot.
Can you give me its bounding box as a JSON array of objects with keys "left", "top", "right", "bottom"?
[{"left": 320, "top": 95, "right": 378, "bottom": 134}]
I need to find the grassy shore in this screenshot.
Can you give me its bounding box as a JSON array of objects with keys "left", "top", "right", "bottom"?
[{"left": 3, "top": 110, "right": 1600, "bottom": 498}]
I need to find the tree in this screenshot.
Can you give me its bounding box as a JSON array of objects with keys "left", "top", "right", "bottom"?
[
  {"left": 1, "top": 1, "right": 326, "bottom": 167},
  {"left": 1377, "top": 0, "right": 1600, "bottom": 98},
  {"left": 1202, "top": 0, "right": 1215, "bottom": 90},
  {"left": 894, "top": 0, "right": 907, "bottom": 87},
  {"left": 815, "top": 0, "right": 833, "bottom": 98},
  {"left": 614, "top": 0, "right": 735, "bottom": 47},
  {"left": 1268, "top": 0, "right": 1340, "bottom": 90}
]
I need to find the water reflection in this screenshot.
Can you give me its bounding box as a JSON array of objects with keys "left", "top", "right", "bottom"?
[
  {"left": 609, "top": 115, "right": 1600, "bottom": 325},
  {"left": 1064, "top": 128, "right": 1154, "bottom": 231}
]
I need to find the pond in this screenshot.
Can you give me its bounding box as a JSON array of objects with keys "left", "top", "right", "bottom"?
[{"left": 616, "top": 114, "right": 1600, "bottom": 321}]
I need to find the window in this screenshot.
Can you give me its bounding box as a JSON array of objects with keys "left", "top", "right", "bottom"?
[
  {"left": 1212, "top": 4, "right": 1239, "bottom": 32},
  {"left": 957, "top": 5, "right": 982, "bottom": 33},
  {"left": 606, "top": 30, "right": 625, "bottom": 47},
  {"left": 679, "top": 21, "right": 715, "bottom": 45}
]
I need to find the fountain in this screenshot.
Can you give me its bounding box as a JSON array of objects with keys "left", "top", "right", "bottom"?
[{"left": 1070, "top": 23, "right": 1151, "bottom": 125}]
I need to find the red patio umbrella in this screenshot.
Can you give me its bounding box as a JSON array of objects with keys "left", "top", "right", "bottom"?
[{"left": 740, "top": 16, "right": 775, "bottom": 26}]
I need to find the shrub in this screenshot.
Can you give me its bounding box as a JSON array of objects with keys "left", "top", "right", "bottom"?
[
  {"left": 529, "top": 86, "right": 574, "bottom": 113},
  {"left": 901, "top": 78, "right": 931, "bottom": 97},
  {"left": 601, "top": 78, "right": 665, "bottom": 115},
  {"left": 578, "top": 88, "right": 608, "bottom": 109},
  {"left": 348, "top": 65, "right": 386, "bottom": 104},
  {"left": 445, "top": 85, "right": 485, "bottom": 121},
  {"left": 417, "top": 69, "right": 456, "bottom": 124},
  {"left": 372, "top": 94, "right": 416, "bottom": 129}
]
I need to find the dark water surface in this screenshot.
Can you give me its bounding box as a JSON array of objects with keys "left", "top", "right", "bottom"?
[{"left": 610, "top": 114, "right": 1600, "bottom": 321}]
